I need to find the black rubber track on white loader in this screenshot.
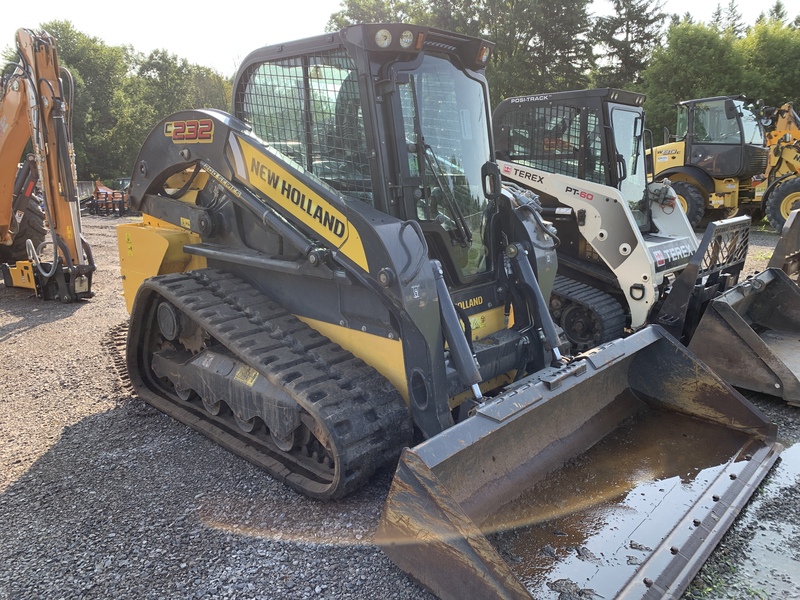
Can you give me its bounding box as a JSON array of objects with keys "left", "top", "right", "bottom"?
[{"left": 550, "top": 275, "right": 627, "bottom": 353}]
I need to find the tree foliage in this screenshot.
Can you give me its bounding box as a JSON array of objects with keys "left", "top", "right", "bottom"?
[
  {"left": 4, "top": 5, "right": 800, "bottom": 185},
  {"left": 737, "top": 19, "right": 800, "bottom": 105},
  {"left": 592, "top": 0, "right": 667, "bottom": 89},
  {"left": 641, "top": 12, "right": 800, "bottom": 144},
  {"left": 3, "top": 20, "right": 232, "bottom": 182},
  {"left": 641, "top": 21, "right": 744, "bottom": 143},
  {"left": 328, "top": 0, "right": 594, "bottom": 102}
]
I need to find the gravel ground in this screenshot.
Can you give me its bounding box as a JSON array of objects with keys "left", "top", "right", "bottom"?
[
  {"left": 683, "top": 224, "right": 800, "bottom": 600},
  {"left": 0, "top": 216, "right": 798, "bottom": 600}
]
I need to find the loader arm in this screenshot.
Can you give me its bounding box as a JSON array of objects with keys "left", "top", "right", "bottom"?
[
  {"left": 497, "top": 160, "right": 664, "bottom": 329},
  {"left": 0, "top": 28, "right": 94, "bottom": 301},
  {"left": 761, "top": 134, "right": 800, "bottom": 230}
]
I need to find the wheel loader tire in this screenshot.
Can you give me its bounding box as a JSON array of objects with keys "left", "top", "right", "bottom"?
[
  {"left": 0, "top": 197, "right": 46, "bottom": 264},
  {"left": 750, "top": 207, "right": 765, "bottom": 223},
  {"left": 670, "top": 181, "right": 705, "bottom": 228},
  {"left": 766, "top": 176, "right": 800, "bottom": 233}
]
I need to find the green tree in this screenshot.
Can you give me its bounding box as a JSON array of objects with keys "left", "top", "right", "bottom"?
[
  {"left": 325, "top": 0, "right": 594, "bottom": 101},
  {"left": 710, "top": 4, "right": 724, "bottom": 29},
  {"left": 736, "top": 19, "right": 800, "bottom": 105},
  {"left": 724, "top": 0, "right": 745, "bottom": 36},
  {"left": 189, "top": 66, "right": 233, "bottom": 112},
  {"left": 39, "top": 21, "right": 129, "bottom": 180},
  {"left": 641, "top": 20, "right": 744, "bottom": 143},
  {"left": 768, "top": 0, "right": 788, "bottom": 23},
  {"left": 327, "top": 0, "right": 416, "bottom": 30},
  {"left": 497, "top": 0, "right": 594, "bottom": 98},
  {"left": 592, "top": 0, "right": 667, "bottom": 89}
]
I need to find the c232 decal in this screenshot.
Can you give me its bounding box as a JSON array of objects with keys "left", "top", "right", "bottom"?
[{"left": 164, "top": 118, "right": 214, "bottom": 143}]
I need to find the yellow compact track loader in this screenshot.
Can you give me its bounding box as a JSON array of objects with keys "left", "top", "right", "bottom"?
[
  {"left": 117, "top": 25, "right": 781, "bottom": 600},
  {"left": 0, "top": 29, "right": 94, "bottom": 301},
  {"left": 493, "top": 88, "right": 800, "bottom": 405}
]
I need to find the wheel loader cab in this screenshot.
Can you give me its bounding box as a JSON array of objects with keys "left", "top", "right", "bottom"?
[
  {"left": 677, "top": 97, "right": 766, "bottom": 179},
  {"left": 653, "top": 96, "right": 768, "bottom": 226}
]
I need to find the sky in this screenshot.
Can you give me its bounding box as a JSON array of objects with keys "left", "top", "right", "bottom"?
[{"left": 1, "top": 0, "right": 775, "bottom": 77}]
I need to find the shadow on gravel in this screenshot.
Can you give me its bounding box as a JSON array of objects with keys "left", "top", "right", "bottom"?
[
  {"left": 0, "top": 287, "right": 89, "bottom": 335},
  {"left": 0, "top": 397, "right": 425, "bottom": 600}
]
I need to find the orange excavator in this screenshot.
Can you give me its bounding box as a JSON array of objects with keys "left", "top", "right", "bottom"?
[{"left": 0, "top": 28, "right": 94, "bottom": 301}]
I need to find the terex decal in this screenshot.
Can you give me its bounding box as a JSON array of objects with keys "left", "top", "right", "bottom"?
[
  {"left": 164, "top": 118, "right": 214, "bottom": 143},
  {"left": 650, "top": 241, "right": 693, "bottom": 272},
  {"left": 233, "top": 135, "right": 368, "bottom": 271},
  {"left": 500, "top": 162, "right": 545, "bottom": 184},
  {"left": 514, "top": 168, "right": 544, "bottom": 184}
]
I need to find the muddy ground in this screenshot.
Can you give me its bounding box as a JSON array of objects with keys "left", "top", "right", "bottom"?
[{"left": 0, "top": 216, "right": 798, "bottom": 600}]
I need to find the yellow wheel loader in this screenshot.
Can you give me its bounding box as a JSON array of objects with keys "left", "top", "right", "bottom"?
[
  {"left": 117, "top": 25, "right": 781, "bottom": 600},
  {"left": 0, "top": 29, "right": 94, "bottom": 301},
  {"left": 758, "top": 102, "right": 800, "bottom": 232},
  {"left": 652, "top": 95, "right": 768, "bottom": 228},
  {"left": 493, "top": 88, "right": 800, "bottom": 405}
]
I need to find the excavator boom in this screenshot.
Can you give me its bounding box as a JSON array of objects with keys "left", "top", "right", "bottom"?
[{"left": 0, "top": 28, "right": 94, "bottom": 301}]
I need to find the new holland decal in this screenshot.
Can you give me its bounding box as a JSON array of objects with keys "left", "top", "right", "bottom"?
[{"left": 231, "top": 134, "right": 368, "bottom": 271}]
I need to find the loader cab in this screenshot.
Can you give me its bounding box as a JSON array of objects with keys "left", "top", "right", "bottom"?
[
  {"left": 675, "top": 96, "right": 767, "bottom": 180},
  {"left": 233, "top": 24, "right": 497, "bottom": 287},
  {"left": 493, "top": 88, "right": 653, "bottom": 231},
  {"left": 386, "top": 49, "right": 495, "bottom": 283}
]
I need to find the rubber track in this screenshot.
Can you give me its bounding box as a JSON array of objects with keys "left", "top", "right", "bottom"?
[
  {"left": 551, "top": 275, "right": 626, "bottom": 351},
  {"left": 103, "top": 320, "right": 137, "bottom": 398},
  {"left": 129, "top": 269, "right": 412, "bottom": 499}
]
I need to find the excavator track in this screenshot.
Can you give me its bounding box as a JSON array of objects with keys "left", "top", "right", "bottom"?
[
  {"left": 549, "top": 275, "right": 626, "bottom": 352},
  {"left": 125, "top": 268, "right": 413, "bottom": 500}
]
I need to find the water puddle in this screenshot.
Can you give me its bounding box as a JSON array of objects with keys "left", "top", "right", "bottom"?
[{"left": 480, "top": 406, "right": 770, "bottom": 598}]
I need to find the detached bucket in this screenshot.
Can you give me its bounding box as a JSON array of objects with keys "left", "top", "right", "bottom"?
[
  {"left": 376, "top": 327, "right": 780, "bottom": 600},
  {"left": 768, "top": 208, "right": 800, "bottom": 281},
  {"left": 688, "top": 268, "right": 800, "bottom": 404}
]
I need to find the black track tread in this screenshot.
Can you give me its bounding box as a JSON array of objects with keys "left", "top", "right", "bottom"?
[
  {"left": 128, "top": 268, "right": 412, "bottom": 500},
  {"left": 551, "top": 275, "right": 626, "bottom": 352}
]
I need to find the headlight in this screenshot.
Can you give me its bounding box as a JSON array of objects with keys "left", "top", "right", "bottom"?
[
  {"left": 399, "top": 30, "right": 414, "bottom": 49},
  {"left": 375, "top": 29, "right": 392, "bottom": 48}
]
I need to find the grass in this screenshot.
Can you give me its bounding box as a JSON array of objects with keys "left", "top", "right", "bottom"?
[{"left": 752, "top": 250, "right": 774, "bottom": 261}]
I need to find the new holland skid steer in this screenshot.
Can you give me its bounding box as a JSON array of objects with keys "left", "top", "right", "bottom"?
[
  {"left": 493, "top": 88, "right": 800, "bottom": 404},
  {"left": 117, "top": 26, "right": 781, "bottom": 599}
]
